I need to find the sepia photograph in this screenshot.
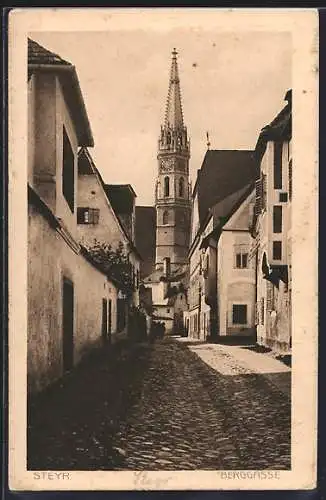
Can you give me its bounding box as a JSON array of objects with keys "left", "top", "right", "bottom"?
[{"left": 8, "top": 8, "right": 318, "bottom": 491}]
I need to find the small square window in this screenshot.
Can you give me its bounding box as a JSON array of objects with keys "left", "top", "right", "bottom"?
[
  {"left": 77, "top": 207, "right": 100, "bottom": 225},
  {"left": 232, "top": 304, "right": 247, "bottom": 325},
  {"left": 279, "top": 192, "right": 288, "bottom": 203}
]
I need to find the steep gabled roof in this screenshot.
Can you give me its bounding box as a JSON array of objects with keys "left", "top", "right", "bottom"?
[
  {"left": 77, "top": 148, "right": 142, "bottom": 261},
  {"left": 210, "top": 182, "right": 253, "bottom": 226},
  {"left": 196, "top": 149, "right": 257, "bottom": 228},
  {"left": 28, "top": 38, "right": 94, "bottom": 147},
  {"left": 28, "top": 38, "right": 71, "bottom": 66},
  {"left": 200, "top": 183, "right": 255, "bottom": 249},
  {"left": 255, "top": 89, "right": 292, "bottom": 161}
]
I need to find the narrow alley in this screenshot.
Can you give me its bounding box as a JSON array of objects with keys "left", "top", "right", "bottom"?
[{"left": 28, "top": 338, "right": 291, "bottom": 471}]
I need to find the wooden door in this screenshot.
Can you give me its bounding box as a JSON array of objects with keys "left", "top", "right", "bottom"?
[
  {"left": 108, "top": 299, "right": 112, "bottom": 343},
  {"left": 102, "top": 298, "right": 108, "bottom": 342},
  {"left": 63, "top": 279, "right": 74, "bottom": 372}
]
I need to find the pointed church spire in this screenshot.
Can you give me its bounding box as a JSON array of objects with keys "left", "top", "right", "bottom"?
[{"left": 164, "top": 48, "right": 184, "bottom": 129}]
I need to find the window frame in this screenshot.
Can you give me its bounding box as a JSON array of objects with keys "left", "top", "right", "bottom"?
[
  {"left": 232, "top": 304, "right": 248, "bottom": 325},
  {"left": 273, "top": 241, "right": 282, "bottom": 260},
  {"left": 234, "top": 245, "right": 249, "bottom": 269},
  {"left": 273, "top": 140, "right": 283, "bottom": 190},
  {"left": 77, "top": 207, "right": 100, "bottom": 225},
  {"left": 273, "top": 205, "right": 282, "bottom": 233}
]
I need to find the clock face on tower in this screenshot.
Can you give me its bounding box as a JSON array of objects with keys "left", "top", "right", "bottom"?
[{"left": 160, "top": 158, "right": 174, "bottom": 173}]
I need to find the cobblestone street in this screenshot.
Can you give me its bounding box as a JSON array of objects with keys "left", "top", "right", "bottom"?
[{"left": 28, "top": 338, "right": 291, "bottom": 471}]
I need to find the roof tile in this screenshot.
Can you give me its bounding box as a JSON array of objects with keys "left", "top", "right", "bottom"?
[
  {"left": 28, "top": 38, "right": 71, "bottom": 66},
  {"left": 196, "top": 150, "right": 257, "bottom": 226}
]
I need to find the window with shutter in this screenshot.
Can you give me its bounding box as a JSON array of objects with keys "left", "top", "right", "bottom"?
[
  {"left": 262, "top": 173, "right": 267, "bottom": 210},
  {"left": 77, "top": 207, "right": 100, "bottom": 224},
  {"left": 289, "top": 159, "right": 293, "bottom": 201},
  {"left": 260, "top": 298, "right": 265, "bottom": 325},
  {"left": 255, "top": 178, "right": 262, "bottom": 215}
]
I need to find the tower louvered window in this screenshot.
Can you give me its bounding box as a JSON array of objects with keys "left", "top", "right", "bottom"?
[{"left": 164, "top": 176, "right": 170, "bottom": 197}]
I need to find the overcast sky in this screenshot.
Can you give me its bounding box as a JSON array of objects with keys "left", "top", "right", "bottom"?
[{"left": 31, "top": 30, "right": 291, "bottom": 206}]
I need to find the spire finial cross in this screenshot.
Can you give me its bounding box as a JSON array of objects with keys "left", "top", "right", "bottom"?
[{"left": 172, "top": 48, "right": 178, "bottom": 58}]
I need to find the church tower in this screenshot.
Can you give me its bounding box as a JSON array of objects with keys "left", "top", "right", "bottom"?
[{"left": 155, "top": 49, "right": 191, "bottom": 272}]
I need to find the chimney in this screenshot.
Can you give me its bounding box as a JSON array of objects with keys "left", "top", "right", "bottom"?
[{"left": 163, "top": 257, "right": 171, "bottom": 278}]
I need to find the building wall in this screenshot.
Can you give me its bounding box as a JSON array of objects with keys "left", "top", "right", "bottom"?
[
  {"left": 77, "top": 174, "right": 128, "bottom": 250},
  {"left": 256, "top": 244, "right": 291, "bottom": 352},
  {"left": 28, "top": 73, "right": 79, "bottom": 240},
  {"left": 27, "top": 70, "right": 122, "bottom": 395},
  {"left": 188, "top": 217, "right": 214, "bottom": 340},
  {"left": 217, "top": 228, "right": 256, "bottom": 337},
  {"left": 77, "top": 173, "right": 140, "bottom": 307},
  {"left": 188, "top": 244, "right": 201, "bottom": 339},
  {"left": 28, "top": 204, "right": 118, "bottom": 394},
  {"left": 261, "top": 141, "right": 291, "bottom": 267},
  {"left": 255, "top": 138, "right": 291, "bottom": 352}
]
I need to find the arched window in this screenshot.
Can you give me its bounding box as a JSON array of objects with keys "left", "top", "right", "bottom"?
[
  {"left": 179, "top": 177, "right": 185, "bottom": 197},
  {"left": 164, "top": 176, "right": 170, "bottom": 197},
  {"left": 163, "top": 210, "right": 169, "bottom": 225}
]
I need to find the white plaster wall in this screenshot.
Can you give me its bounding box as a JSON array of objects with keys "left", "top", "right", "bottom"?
[
  {"left": 77, "top": 173, "right": 140, "bottom": 307},
  {"left": 55, "top": 78, "right": 79, "bottom": 240},
  {"left": 77, "top": 174, "right": 128, "bottom": 249},
  {"left": 28, "top": 206, "right": 118, "bottom": 394},
  {"left": 217, "top": 231, "right": 255, "bottom": 336}
]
